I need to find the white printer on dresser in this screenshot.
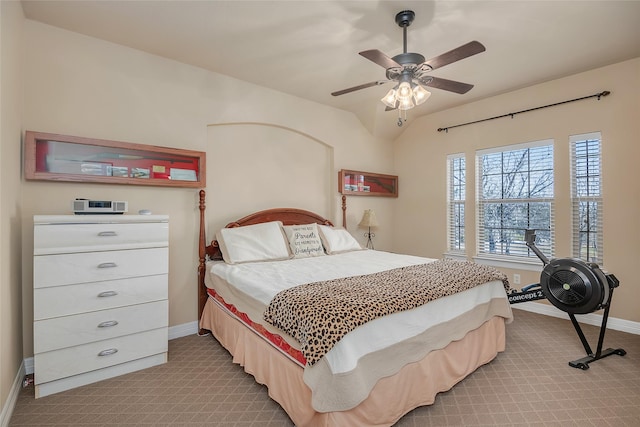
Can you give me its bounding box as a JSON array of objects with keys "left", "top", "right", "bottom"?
[{"left": 33, "top": 214, "right": 169, "bottom": 398}]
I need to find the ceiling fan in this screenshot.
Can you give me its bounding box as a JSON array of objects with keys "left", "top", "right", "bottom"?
[{"left": 331, "top": 10, "right": 485, "bottom": 124}]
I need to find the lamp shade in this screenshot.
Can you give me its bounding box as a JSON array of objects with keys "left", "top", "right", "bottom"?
[{"left": 358, "top": 209, "right": 379, "bottom": 228}]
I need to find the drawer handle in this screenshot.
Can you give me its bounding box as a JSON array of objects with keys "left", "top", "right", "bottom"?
[
  {"left": 97, "top": 262, "right": 117, "bottom": 269},
  {"left": 97, "top": 348, "right": 118, "bottom": 357},
  {"left": 98, "top": 231, "right": 118, "bottom": 237},
  {"left": 97, "top": 320, "right": 119, "bottom": 328},
  {"left": 97, "top": 290, "right": 118, "bottom": 298}
]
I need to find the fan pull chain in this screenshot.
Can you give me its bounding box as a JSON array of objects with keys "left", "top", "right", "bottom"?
[{"left": 397, "top": 109, "right": 407, "bottom": 127}]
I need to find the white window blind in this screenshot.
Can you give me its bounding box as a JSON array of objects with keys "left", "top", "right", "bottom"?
[
  {"left": 570, "top": 132, "right": 603, "bottom": 265},
  {"left": 476, "top": 140, "right": 554, "bottom": 260},
  {"left": 447, "top": 154, "right": 465, "bottom": 253}
]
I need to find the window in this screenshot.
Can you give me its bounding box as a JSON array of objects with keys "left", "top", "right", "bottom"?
[
  {"left": 571, "top": 132, "right": 603, "bottom": 265},
  {"left": 447, "top": 154, "right": 465, "bottom": 253},
  {"left": 476, "top": 140, "right": 554, "bottom": 261}
]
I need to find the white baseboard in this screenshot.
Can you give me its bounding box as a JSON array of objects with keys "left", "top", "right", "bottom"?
[
  {"left": 512, "top": 301, "right": 640, "bottom": 335},
  {"left": 0, "top": 360, "right": 26, "bottom": 427},
  {"left": 168, "top": 320, "right": 198, "bottom": 340}
]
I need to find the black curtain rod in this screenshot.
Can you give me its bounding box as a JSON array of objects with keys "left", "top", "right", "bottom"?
[{"left": 437, "top": 90, "right": 610, "bottom": 133}]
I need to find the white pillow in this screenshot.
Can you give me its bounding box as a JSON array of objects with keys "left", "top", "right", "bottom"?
[
  {"left": 217, "top": 221, "right": 292, "bottom": 264},
  {"left": 317, "top": 224, "right": 363, "bottom": 255},
  {"left": 283, "top": 223, "right": 326, "bottom": 258}
]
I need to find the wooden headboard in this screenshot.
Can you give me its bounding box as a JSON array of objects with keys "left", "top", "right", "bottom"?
[{"left": 197, "top": 190, "right": 335, "bottom": 326}]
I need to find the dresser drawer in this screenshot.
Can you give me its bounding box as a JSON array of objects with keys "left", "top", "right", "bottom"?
[
  {"left": 34, "top": 274, "right": 167, "bottom": 319},
  {"left": 34, "top": 221, "right": 168, "bottom": 255},
  {"left": 34, "top": 247, "right": 168, "bottom": 288},
  {"left": 34, "top": 328, "right": 168, "bottom": 385},
  {"left": 34, "top": 300, "right": 168, "bottom": 353}
]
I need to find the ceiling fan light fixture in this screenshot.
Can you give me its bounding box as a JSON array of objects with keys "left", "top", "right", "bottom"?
[
  {"left": 397, "top": 81, "right": 412, "bottom": 99},
  {"left": 381, "top": 88, "right": 398, "bottom": 108},
  {"left": 412, "top": 83, "right": 431, "bottom": 105},
  {"left": 381, "top": 81, "right": 430, "bottom": 110},
  {"left": 398, "top": 96, "right": 415, "bottom": 111}
]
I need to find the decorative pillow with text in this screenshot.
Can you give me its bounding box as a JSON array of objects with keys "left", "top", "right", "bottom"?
[{"left": 283, "top": 223, "right": 326, "bottom": 258}]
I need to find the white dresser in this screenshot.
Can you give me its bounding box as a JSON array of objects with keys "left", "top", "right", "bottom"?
[{"left": 33, "top": 215, "right": 169, "bottom": 398}]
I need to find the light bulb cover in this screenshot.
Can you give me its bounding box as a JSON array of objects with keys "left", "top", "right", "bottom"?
[
  {"left": 398, "top": 96, "right": 415, "bottom": 110},
  {"left": 381, "top": 88, "right": 398, "bottom": 108},
  {"left": 397, "top": 81, "right": 412, "bottom": 99},
  {"left": 413, "top": 84, "right": 431, "bottom": 105},
  {"left": 380, "top": 80, "right": 431, "bottom": 111}
]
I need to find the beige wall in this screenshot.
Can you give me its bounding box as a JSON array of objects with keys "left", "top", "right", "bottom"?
[
  {"left": 6, "top": 8, "right": 639, "bottom": 407},
  {"left": 1, "top": 0, "right": 25, "bottom": 413},
  {"left": 206, "top": 124, "right": 333, "bottom": 232},
  {"left": 393, "top": 58, "right": 640, "bottom": 323},
  {"left": 19, "top": 20, "right": 396, "bottom": 358}
]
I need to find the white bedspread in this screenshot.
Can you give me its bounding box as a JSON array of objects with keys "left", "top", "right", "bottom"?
[
  {"left": 210, "top": 249, "right": 430, "bottom": 305},
  {"left": 206, "top": 250, "right": 513, "bottom": 411}
]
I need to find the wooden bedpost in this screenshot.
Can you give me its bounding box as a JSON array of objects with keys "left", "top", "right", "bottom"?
[
  {"left": 198, "top": 189, "right": 208, "bottom": 335},
  {"left": 341, "top": 195, "right": 347, "bottom": 228}
]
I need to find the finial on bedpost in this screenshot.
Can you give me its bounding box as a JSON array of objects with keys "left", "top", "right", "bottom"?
[
  {"left": 341, "top": 195, "right": 347, "bottom": 229},
  {"left": 199, "top": 189, "right": 205, "bottom": 211}
]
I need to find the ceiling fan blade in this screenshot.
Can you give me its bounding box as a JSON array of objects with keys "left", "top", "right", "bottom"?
[
  {"left": 422, "top": 76, "right": 474, "bottom": 94},
  {"left": 423, "top": 41, "right": 486, "bottom": 71},
  {"left": 359, "top": 50, "right": 401, "bottom": 70},
  {"left": 331, "top": 81, "right": 387, "bottom": 97}
]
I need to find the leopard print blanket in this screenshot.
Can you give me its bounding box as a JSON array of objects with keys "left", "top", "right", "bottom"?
[{"left": 263, "top": 259, "right": 510, "bottom": 366}]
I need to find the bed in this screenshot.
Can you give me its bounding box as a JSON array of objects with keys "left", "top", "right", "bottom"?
[{"left": 197, "top": 190, "right": 513, "bottom": 426}]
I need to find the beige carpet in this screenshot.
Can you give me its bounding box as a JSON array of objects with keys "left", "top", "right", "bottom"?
[{"left": 10, "top": 310, "right": 640, "bottom": 426}]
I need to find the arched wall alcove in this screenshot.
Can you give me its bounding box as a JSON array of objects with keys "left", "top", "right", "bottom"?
[{"left": 206, "top": 122, "right": 334, "bottom": 234}]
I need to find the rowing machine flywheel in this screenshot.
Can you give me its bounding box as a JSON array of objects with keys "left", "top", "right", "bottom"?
[{"left": 540, "top": 258, "right": 610, "bottom": 315}]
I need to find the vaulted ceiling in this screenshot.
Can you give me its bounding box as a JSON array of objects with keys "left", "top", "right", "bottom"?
[{"left": 21, "top": 1, "right": 640, "bottom": 140}]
